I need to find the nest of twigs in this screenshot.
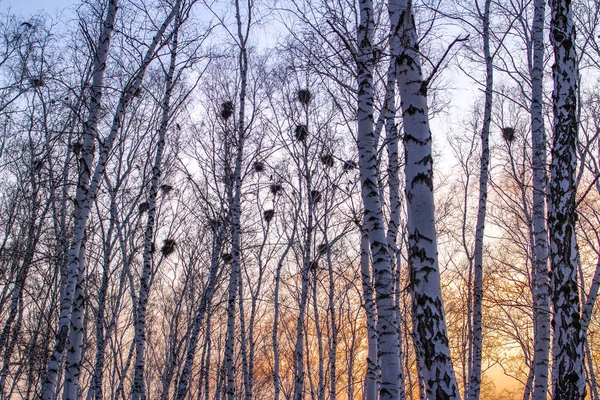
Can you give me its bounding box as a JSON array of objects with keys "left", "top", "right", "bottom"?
[
  {"left": 264, "top": 209, "right": 275, "bottom": 223},
  {"left": 161, "top": 184, "right": 173, "bottom": 194},
  {"left": 254, "top": 161, "right": 265, "bottom": 173},
  {"left": 221, "top": 101, "right": 234, "bottom": 120},
  {"left": 297, "top": 89, "right": 312, "bottom": 105},
  {"left": 161, "top": 239, "right": 176, "bottom": 257},
  {"left": 320, "top": 154, "right": 334, "bottom": 168},
  {"left": 222, "top": 253, "right": 232, "bottom": 263},
  {"left": 295, "top": 125, "right": 308, "bottom": 141},
  {"left": 72, "top": 141, "right": 83, "bottom": 155},
  {"left": 502, "top": 127, "right": 515, "bottom": 143},
  {"left": 270, "top": 183, "right": 283, "bottom": 195},
  {"left": 30, "top": 77, "right": 45, "bottom": 88}
]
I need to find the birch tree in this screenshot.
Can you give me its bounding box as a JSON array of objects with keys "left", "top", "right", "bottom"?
[
  {"left": 42, "top": 2, "right": 118, "bottom": 396},
  {"left": 548, "top": 0, "right": 587, "bottom": 396},
  {"left": 529, "top": 0, "right": 551, "bottom": 397},
  {"left": 131, "top": 5, "right": 182, "bottom": 399},
  {"left": 356, "top": 0, "right": 402, "bottom": 396},
  {"left": 391, "top": 0, "right": 461, "bottom": 397}
]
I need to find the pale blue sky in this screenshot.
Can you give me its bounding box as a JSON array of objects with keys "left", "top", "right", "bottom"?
[{"left": 1, "top": 0, "right": 73, "bottom": 16}]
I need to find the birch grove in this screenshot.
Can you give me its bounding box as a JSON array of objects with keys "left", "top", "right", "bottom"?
[{"left": 1, "top": 0, "right": 600, "bottom": 398}]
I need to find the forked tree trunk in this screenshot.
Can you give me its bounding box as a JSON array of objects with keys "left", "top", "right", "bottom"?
[
  {"left": 42, "top": 1, "right": 118, "bottom": 397},
  {"left": 356, "top": 0, "right": 403, "bottom": 395},
  {"left": 548, "top": 0, "right": 586, "bottom": 397}
]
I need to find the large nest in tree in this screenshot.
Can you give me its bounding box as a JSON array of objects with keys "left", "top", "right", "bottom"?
[
  {"left": 253, "top": 161, "right": 265, "bottom": 173},
  {"left": 221, "top": 101, "right": 234, "bottom": 120},
  {"left": 161, "top": 184, "right": 173, "bottom": 194},
  {"left": 161, "top": 239, "right": 176, "bottom": 257},
  {"left": 270, "top": 183, "right": 283, "bottom": 195},
  {"left": 295, "top": 125, "right": 308, "bottom": 141},
  {"left": 263, "top": 209, "right": 275, "bottom": 223},
  {"left": 30, "top": 77, "right": 45, "bottom": 88},
  {"left": 502, "top": 127, "right": 515, "bottom": 142},
  {"left": 320, "top": 154, "right": 334, "bottom": 168},
  {"left": 297, "top": 89, "right": 312, "bottom": 105}
]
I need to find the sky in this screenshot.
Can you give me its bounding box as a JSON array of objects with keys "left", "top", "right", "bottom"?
[{"left": 1, "top": 0, "right": 72, "bottom": 16}]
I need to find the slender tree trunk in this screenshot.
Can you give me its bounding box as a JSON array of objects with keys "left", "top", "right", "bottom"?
[
  {"left": 467, "top": 1, "right": 492, "bottom": 398},
  {"left": 360, "top": 222, "right": 378, "bottom": 400},
  {"left": 324, "top": 227, "right": 337, "bottom": 400},
  {"left": 91, "top": 189, "right": 119, "bottom": 400},
  {"left": 63, "top": 244, "right": 86, "bottom": 400},
  {"left": 237, "top": 267, "right": 251, "bottom": 400},
  {"left": 548, "top": 0, "right": 586, "bottom": 396},
  {"left": 132, "top": 8, "right": 181, "bottom": 398},
  {"left": 523, "top": 364, "right": 534, "bottom": 400},
  {"left": 174, "top": 219, "right": 227, "bottom": 399},
  {"left": 312, "top": 267, "right": 325, "bottom": 400},
  {"left": 384, "top": 51, "right": 407, "bottom": 400},
  {"left": 356, "top": 0, "right": 402, "bottom": 396},
  {"left": 530, "top": 0, "right": 551, "bottom": 397},
  {"left": 273, "top": 184, "right": 302, "bottom": 400},
  {"left": 42, "top": 2, "right": 118, "bottom": 397},
  {"left": 224, "top": 1, "right": 250, "bottom": 397},
  {"left": 392, "top": 0, "right": 461, "bottom": 398},
  {"left": 292, "top": 158, "right": 315, "bottom": 400}
]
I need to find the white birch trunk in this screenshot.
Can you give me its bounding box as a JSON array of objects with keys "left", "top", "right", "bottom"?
[
  {"left": 467, "top": 1, "right": 492, "bottom": 398},
  {"left": 224, "top": 1, "right": 250, "bottom": 396},
  {"left": 42, "top": 2, "right": 118, "bottom": 397},
  {"left": 384, "top": 54, "right": 407, "bottom": 400},
  {"left": 91, "top": 189, "right": 118, "bottom": 400},
  {"left": 356, "top": 0, "right": 402, "bottom": 396},
  {"left": 273, "top": 184, "right": 302, "bottom": 400},
  {"left": 174, "top": 220, "right": 226, "bottom": 399},
  {"left": 62, "top": 244, "right": 86, "bottom": 400},
  {"left": 324, "top": 226, "right": 337, "bottom": 400},
  {"left": 291, "top": 155, "right": 315, "bottom": 400},
  {"left": 530, "top": 0, "right": 551, "bottom": 397},
  {"left": 131, "top": 7, "right": 181, "bottom": 399},
  {"left": 237, "top": 266, "right": 251, "bottom": 400},
  {"left": 312, "top": 266, "right": 325, "bottom": 400},
  {"left": 360, "top": 222, "right": 378, "bottom": 400},
  {"left": 392, "top": 1, "right": 461, "bottom": 398},
  {"left": 548, "top": 0, "right": 586, "bottom": 396}
]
